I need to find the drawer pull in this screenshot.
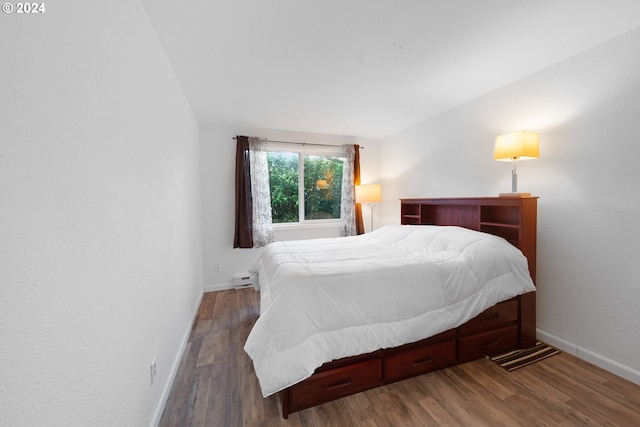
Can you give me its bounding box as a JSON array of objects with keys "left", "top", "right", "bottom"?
[
  {"left": 326, "top": 378, "right": 352, "bottom": 391},
  {"left": 481, "top": 312, "right": 500, "bottom": 321},
  {"left": 412, "top": 355, "right": 433, "bottom": 367}
]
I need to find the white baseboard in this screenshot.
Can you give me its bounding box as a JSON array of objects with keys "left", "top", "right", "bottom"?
[
  {"left": 150, "top": 290, "right": 204, "bottom": 427},
  {"left": 204, "top": 281, "right": 234, "bottom": 292},
  {"left": 537, "top": 329, "right": 640, "bottom": 386}
]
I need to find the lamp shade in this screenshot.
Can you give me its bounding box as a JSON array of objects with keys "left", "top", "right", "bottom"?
[
  {"left": 355, "top": 184, "right": 381, "bottom": 203},
  {"left": 494, "top": 131, "right": 540, "bottom": 161}
]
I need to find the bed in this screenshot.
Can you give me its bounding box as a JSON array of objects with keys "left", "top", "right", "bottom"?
[{"left": 244, "top": 196, "right": 538, "bottom": 418}]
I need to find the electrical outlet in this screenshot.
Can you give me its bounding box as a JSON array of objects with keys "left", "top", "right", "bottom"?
[
  {"left": 150, "top": 357, "right": 157, "bottom": 386},
  {"left": 215, "top": 263, "right": 220, "bottom": 273}
]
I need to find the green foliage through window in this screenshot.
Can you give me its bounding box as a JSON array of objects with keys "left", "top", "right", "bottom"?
[
  {"left": 267, "top": 152, "right": 299, "bottom": 223},
  {"left": 267, "top": 151, "right": 344, "bottom": 224}
]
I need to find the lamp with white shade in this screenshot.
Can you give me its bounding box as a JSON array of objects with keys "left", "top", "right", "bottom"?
[
  {"left": 355, "top": 184, "right": 381, "bottom": 232},
  {"left": 494, "top": 131, "right": 539, "bottom": 197}
]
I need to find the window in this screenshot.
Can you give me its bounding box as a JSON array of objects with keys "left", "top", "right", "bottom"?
[
  {"left": 234, "top": 136, "right": 361, "bottom": 248},
  {"left": 267, "top": 149, "right": 345, "bottom": 224}
]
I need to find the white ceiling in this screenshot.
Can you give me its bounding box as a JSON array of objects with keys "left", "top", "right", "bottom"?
[{"left": 141, "top": 0, "right": 640, "bottom": 139}]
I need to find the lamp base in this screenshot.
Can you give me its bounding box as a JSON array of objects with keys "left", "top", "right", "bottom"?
[
  {"left": 499, "top": 192, "right": 531, "bottom": 198},
  {"left": 365, "top": 203, "right": 375, "bottom": 232}
]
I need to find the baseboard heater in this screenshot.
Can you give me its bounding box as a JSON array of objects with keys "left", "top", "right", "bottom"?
[{"left": 233, "top": 272, "right": 257, "bottom": 289}]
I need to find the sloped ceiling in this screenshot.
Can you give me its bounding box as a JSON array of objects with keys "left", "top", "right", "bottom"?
[{"left": 141, "top": 0, "right": 640, "bottom": 139}]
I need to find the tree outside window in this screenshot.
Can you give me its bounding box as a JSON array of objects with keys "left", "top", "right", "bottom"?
[{"left": 267, "top": 151, "right": 344, "bottom": 224}]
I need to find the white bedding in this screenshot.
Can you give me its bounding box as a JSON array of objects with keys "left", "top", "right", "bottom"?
[{"left": 244, "top": 225, "right": 535, "bottom": 397}]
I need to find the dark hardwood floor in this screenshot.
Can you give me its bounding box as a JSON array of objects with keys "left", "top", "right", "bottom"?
[{"left": 159, "top": 289, "right": 640, "bottom": 426}]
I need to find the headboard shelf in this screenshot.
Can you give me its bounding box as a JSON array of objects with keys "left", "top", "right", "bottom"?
[{"left": 400, "top": 196, "right": 538, "bottom": 283}]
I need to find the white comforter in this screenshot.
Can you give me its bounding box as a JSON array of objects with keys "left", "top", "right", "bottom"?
[{"left": 244, "top": 225, "right": 535, "bottom": 397}]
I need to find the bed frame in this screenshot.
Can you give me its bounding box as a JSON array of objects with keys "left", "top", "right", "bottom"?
[{"left": 280, "top": 196, "right": 538, "bottom": 418}]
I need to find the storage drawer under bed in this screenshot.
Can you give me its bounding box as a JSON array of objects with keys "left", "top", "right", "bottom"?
[
  {"left": 284, "top": 358, "right": 382, "bottom": 415},
  {"left": 383, "top": 339, "right": 456, "bottom": 383},
  {"left": 458, "top": 299, "right": 519, "bottom": 335},
  {"left": 457, "top": 324, "right": 518, "bottom": 363}
]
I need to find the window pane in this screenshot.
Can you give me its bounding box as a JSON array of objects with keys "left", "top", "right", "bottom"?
[
  {"left": 304, "top": 156, "right": 344, "bottom": 220},
  {"left": 267, "top": 151, "right": 299, "bottom": 223}
]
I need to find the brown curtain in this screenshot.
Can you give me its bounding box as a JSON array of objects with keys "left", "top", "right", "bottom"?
[
  {"left": 233, "top": 136, "right": 253, "bottom": 248},
  {"left": 354, "top": 145, "right": 365, "bottom": 235}
]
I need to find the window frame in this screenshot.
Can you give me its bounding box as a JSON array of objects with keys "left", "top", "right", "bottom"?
[{"left": 265, "top": 142, "right": 345, "bottom": 229}]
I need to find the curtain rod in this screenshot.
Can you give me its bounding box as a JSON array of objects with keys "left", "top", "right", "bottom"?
[{"left": 233, "top": 136, "right": 364, "bottom": 149}]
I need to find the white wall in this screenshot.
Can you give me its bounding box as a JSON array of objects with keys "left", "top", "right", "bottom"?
[
  {"left": 380, "top": 28, "right": 640, "bottom": 384},
  {"left": 0, "top": 2, "right": 203, "bottom": 426},
  {"left": 199, "top": 123, "right": 381, "bottom": 290}
]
